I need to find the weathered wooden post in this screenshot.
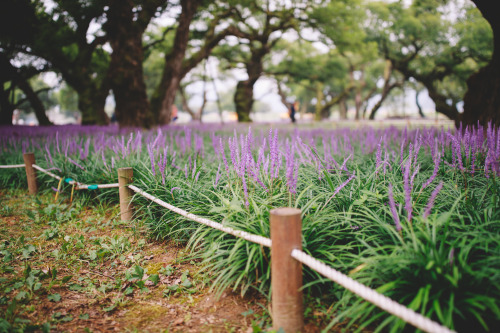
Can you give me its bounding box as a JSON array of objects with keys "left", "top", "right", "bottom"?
[
  {"left": 118, "top": 167, "right": 133, "bottom": 222},
  {"left": 270, "top": 207, "right": 304, "bottom": 332},
  {"left": 23, "top": 152, "right": 38, "bottom": 195}
]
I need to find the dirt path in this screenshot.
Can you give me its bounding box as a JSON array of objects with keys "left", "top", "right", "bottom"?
[{"left": 0, "top": 189, "right": 275, "bottom": 332}]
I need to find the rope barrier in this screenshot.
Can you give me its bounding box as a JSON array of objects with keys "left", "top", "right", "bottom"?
[
  {"left": 63, "top": 177, "right": 84, "bottom": 187},
  {"left": 128, "top": 184, "right": 272, "bottom": 248},
  {"left": 290, "top": 249, "right": 456, "bottom": 333},
  {"left": 0, "top": 164, "right": 25, "bottom": 169},
  {"left": 76, "top": 183, "right": 120, "bottom": 190},
  {"left": 32, "top": 164, "right": 62, "bottom": 180},
  {"left": 31, "top": 164, "right": 118, "bottom": 191}
]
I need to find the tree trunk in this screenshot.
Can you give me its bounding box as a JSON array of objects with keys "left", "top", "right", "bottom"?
[
  {"left": 339, "top": 97, "right": 347, "bottom": 120},
  {"left": 0, "top": 52, "right": 52, "bottom": 125},
  {"left": 314, "top": 83, "right": 325, "bottom": 121},
  {"left": 426, "top": 87, "right": 460, "bottom": 122},
  {"left": 16, "top": 78, "right": 52, "bottom": 125},
  {"left": 234, "top": 80, "right": 253, "bottom": 122},
  {"left": 369, "top": 82, "right": 400, "bottom": 119},
  {"left": 0, "top": 85, "right": 14, "bottom": 125},
  {"left": 78, "top": 85, "right": 109, "bottom": 125},
  {"left": 180, "top": 85, "right": 204, "bottom": 122},
  {"left": 106, "top": 0, "right": 153, "bottom": 128},
  {"left": 462, "top": 0, "right": 500, "bottom": 127},
  {"left": 150, "top": 0, "right": 201, "bottom": 125},
  {"left": 316, "top": 84, "right": 354, "bottom": 121},
  {"left": 368, "top": 61, "right": 400, "bottom": 120},
  {"left": 233, "top": 45, "right": 266, "bottom": 122},
  {"left": 320, "top": 105, "right": 331, "bottom": 120},
  {"left": 276, "top": 79, "right": 290, "bottom": 109},
  {"left": 415, "top": 89, "right": 425, "bottom": 118},
  {"left": 354, "top": 87, "right": 362, "bottom": 120},
  {"left": 462, "top": 63, "right": 500, "bottom": 127},
  {"left": 0, "top": 54, "right": 14, "bottom": 124}
]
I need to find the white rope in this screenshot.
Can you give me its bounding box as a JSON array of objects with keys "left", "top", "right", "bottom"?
[
  {"left": 31, "top": 164, "right": 87, "bottom": 186},
  {"left": 32, "top": 164, "right": 62, "bottom": 180},
  {"left": 0, "top": 164, "right": 25, "bottom": 169},
  {"left": 291, "top": 249, "right": 456, "bottom": 333},
  {"left": 29, "top": 164, "right": 118, "bottom": 191},
  {"left": 76, "top": 183, "right": 120, "bottom": 190},
  {"left": 128, "top": 184, "right": 272, "bottom": 248},
  {"left": 65, "top": 179, "right": 82, "bottom": 186}
]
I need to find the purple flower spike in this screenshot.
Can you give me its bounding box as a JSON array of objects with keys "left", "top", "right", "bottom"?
[
  {"left": 101, "top": 150, "right": 107, "bottom": 169},
  {"left": 422, "top": 153, "right": 441, "bottom": 190},
  {"left": 45, "top": 145, "right": 54, "bottom": 166},
  {"left": 285, "top": 145, "right": 298, "bottom": 194},
  {"left": 148, "top": 144, "right": 155, "bottom": 176},
  {"left": 213, "top": 164, "right": 221, "bottom": 189},
  {"left": 400, "top": 139, "right": 405, "bottom": 165},
  {"left": 68, "top": 157, "right": 85, "bottom": 170},
  {"left": 448, "top": 248, "right": 455, "bottom": 266},
  {"left": 388, "top": 184, "right": 402, "bottom": 232},
  {"left": 220, "top": 138, "right": 230, "bottom": 177},
  {"left": 242, "top": 174, "right": 249, "bottom": 207},
  {"left": 229, "top": 137, "right": 239, "bottom": 174},
  {"left": 375, "top": 140, "right": 382, "bottom": 175},
  {"left": 192, "top": 159, "right": 197, "bottom": 179},
  {"left": 325, "top": 172, "right": 356, "bottom": 206},
  {"left": 403, "top": 159, "right": 413, "bottom": 222},
  {"left": 423, "top": 181, "right": 444, "bottom": 218}
]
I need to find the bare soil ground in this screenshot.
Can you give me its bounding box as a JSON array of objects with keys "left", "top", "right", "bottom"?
[{"left": 0, "top": 189, "right": 329, "bottom": 332}]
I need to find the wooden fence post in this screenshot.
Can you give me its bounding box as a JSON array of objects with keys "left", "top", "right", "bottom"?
[
  {"left": 270, "top": 207, "right": 304, "bottom": 332},
  {"left": 23, "top": 152, "right": 38, "bottom": 195},
  {"left": 118, "top": 167, "right": 133, "bottom": 222}
]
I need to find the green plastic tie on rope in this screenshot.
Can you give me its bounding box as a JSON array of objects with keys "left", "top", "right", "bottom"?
[
  {"left": 88, "top": 184, "right": 98, "bottom": 190},
  {"left": 65, "top": 178, "right": 73, "bottom": 184}
]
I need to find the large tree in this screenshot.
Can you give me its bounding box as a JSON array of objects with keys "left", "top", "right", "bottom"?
[
  {"left": 28, "top": 0, "right": 111, "bottom": 124},
  {"left": 272, "top": 42, "right": 355, "bottom": 120},
  {"left": 214, "top": 0, "right": 304, "bottom": 122},
  {"left": 150, "top": 0, "right": 201, "bottom": 125},
  {"left": 0, "top": 53, "right": 52, "bottom": 125},
  {"left": 232, "top": 2, "right": 297, "bottom": 122},
  {"left": 0, "top": 0, "right": 52, "bottom": 125},
  {"left": 150, "top": 0, "right": 239, "bottom": 125},
  {"left": 462, "top": 0, "right": 499, "bottom": 127},
  {"left": 269, "top": 0, "right": 378, "bottom": 121},
  {"left": 367, "top": 60, "right": 404, "bottom": 120},
  {"left": 104, "top": 0, "right": 166, "bottom": 128},
  {"left": 366, "top": 0, "right": 492, "bottom": 123}
]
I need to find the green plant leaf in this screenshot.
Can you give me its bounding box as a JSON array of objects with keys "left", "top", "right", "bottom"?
[
  {"left": 61, "top": 275, "right": 73, "bottom": 284},
  {"left": 124, "top": 287, "right": 134, "bottom": 295},
  {"left": 15, "top": 291, "right": 27, "bottom": 301},
  {"left": 79, "top": 313, "right": 89, "bottom": 320},
  {"left": 148, "top": 274, "right": 159, "bottom": 285}
]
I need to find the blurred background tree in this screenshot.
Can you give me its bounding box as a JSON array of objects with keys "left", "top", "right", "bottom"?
[
  {"left": 366, "top": 0, "right": 492, "bottom": 125},
  {"left": 0, "top": 0, "right": 495, "bottom": 127}
]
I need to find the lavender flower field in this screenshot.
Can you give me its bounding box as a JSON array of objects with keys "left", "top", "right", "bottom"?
[{"left": 1, "top": 123, "right": 499, "bottom": 332}]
